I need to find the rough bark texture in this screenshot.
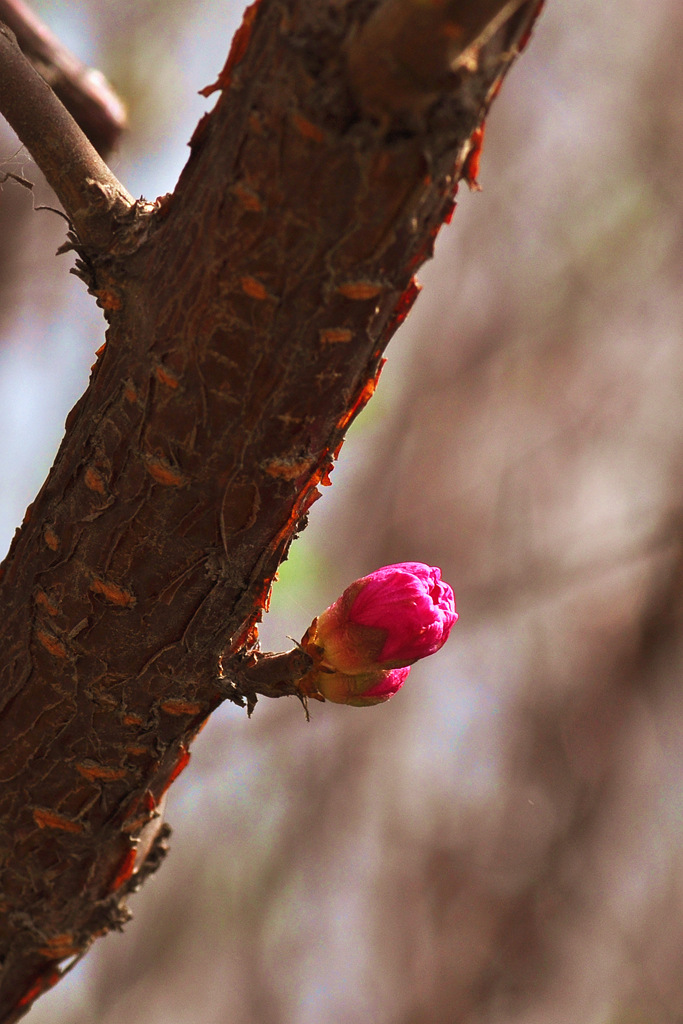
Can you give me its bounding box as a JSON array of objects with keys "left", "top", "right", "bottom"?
[{"left": 0, "top": 0, "right": 543, "bottom": 1018}]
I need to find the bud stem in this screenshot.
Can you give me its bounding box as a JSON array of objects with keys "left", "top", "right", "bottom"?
[{"left": 221, "top": 647, "right": 315, "bottom": 716}]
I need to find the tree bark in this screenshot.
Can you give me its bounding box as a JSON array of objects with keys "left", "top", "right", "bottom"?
[{"left": 0, "top": 0, "right": 543, "bottom": 1018}]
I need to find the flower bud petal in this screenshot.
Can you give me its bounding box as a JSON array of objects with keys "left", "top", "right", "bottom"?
[
  {"left": 310, "top": 562, "right": 457, "bottom": 675},
  {"left": 315, "top": 665, "right": 411, "bottom": 707}
]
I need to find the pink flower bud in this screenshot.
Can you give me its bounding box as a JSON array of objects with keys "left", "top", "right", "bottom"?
[{"left": 301, "top": 563, "right": 457, "bottom": 700}]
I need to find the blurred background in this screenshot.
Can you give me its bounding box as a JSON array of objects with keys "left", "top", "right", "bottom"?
[{"left": 3, "top": 0, "right": 683, "bottom": 1021}]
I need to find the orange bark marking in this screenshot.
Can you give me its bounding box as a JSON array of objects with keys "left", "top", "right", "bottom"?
[
  {"left": 95, "top": 288, "right": 122, "bottom": 311},
  {"left": 337, "top": 281, "right": 382, "bottom": 300},
  {"left": 84, "top": 466, "right": 106, "bottom": 494},
  {"left": 320, "top": 327, "right": 352, "bottom": 345},
  {"left": 385, "top": 278, "right": 421, "bottom": 335},
  {"left": 33, "top": 808, "right": 83, "bottom": 833},
  {"left": 488, "top": 77, "right": 503, "bottom": 103},
  {"left": 34, "top": 590, "right": 59, "bottom": 616},
  {"left": 76, "top": 761, "right": 127, "bottom": 782},
  {"left": 232, "top": 182, "right": 262, "bottom": 212},
  {"left": 233, "top": 619, "right": 260, "bottom": 650},
  {"left": 161, "top": 745, "right": 191, "bottom": 796},
  {"left": 337, "top": 360, "right": 386, "bottom": 432},
  {"left": 143, "top": 790, "right": 157, "bottom": 813},
  {"left": 199, "top": 0, "right": 260, "bottom": 95},
  {"left": 464, "top": 122, "right": 485, "bottom": 190},
  {"left": 36, "top": 630, "right": 67, "bottom": 659},
  {"left": 44, "top": 526, "right": 59, "bottom": 550},
  {"left": 95, "top": 342, "right": 107, "bottom": 358},
  {"left": 90, "top": 578, "right": 136, "bottom": 607},
  {"left": 241, "top": 275, "right": 268, "bottom": 300},
  {"left": 37, "top": 935, "right": 79, "bottom": 959},
  {"left": 292, "top": 113, "right": 325, "bottom": 143},
  {"left": 124, "top": 743, "right": 147, "bottom": 756},
  {"left": 120, "top": 789, "right": 157, "bottom": 831},
  {"left": 123, "top": 712, "right": 143, "bottom": 726},
  {"left": 145, "top": 458, "right": 186, "bottom": 487},
  {"left": 155, "top": 364, "right": 180, "bottom": 389},
  {"left": 517, "top": 1, "right": 544, "bottom": 53},
  {"left": 17, "top": 981, "right": 44, "bottom": 1009},
  {"left": 160, "top": 699, "right": 203, "bottom": 716},
  {"left": 123, "top": 382, "right": 138, "bottom": 403},
  {"left": 17, "top": 971, "right": 61, "bottom": 1008},
  {"left": 109, "top": 847, "right": 138, "bottom": 892},
  {"left": 263, "top": 456, "right": 315, "bottom": 480}
]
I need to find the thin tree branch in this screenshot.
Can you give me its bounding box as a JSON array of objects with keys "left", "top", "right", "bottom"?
[
  {"left": 221, "top": 648, "right": 317, "bottom": 716},
  {"left": 0, "top": 0, "right": 127, "bottom": 156},
  {"left": 0, "top": 22, "right": 133, "bottom": 251}
]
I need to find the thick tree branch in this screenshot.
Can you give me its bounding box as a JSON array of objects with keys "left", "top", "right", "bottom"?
[
  {"left": 0, "top": 0, "right": 544, "bottom": 1018},
  {"left": 0, "top": 22, "right": 133, "bottom": 251},
  {"left": 348, "top": 0, "right": 536, "bottom": 115},
  {"left": 0, "top": 0, "right": 126, "bottom": 155}
]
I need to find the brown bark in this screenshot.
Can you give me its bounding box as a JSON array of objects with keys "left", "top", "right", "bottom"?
[
  {"left": 348, "top": 0, "right": 534, "bottom": 115},
  {"left": 0, "top": 0, "right": 544, "bottom": 1018}
]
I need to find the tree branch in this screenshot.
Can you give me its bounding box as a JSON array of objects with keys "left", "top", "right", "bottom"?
[
  {"left": 222, "top": 647, "right": 317, "bottom": 716},
  {"left": 0, "top": 0, "right": 544, "bottom": 1018},
  {"left": 0, "top": 0, "right": 127, "bottom": 156},
  {"left": 348, "top": 0, "right": 537, "bottom": 116},
  {"left": 0, "top": 22, "right": 133, "bottom": 251}
]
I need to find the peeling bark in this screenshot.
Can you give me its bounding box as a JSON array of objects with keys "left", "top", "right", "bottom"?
[{"left": 0, "top": 0, "right": 544, "bottom": 1018}]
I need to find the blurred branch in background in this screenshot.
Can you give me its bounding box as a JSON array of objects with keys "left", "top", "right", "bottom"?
[
  {"left": 0, "top": 0, "right": 127, "bottom": 361},
  {"left": 0, "top": 0, "right": 126, "bottom": 156},
  {"left": 0, "top": 22, "right": 133, "bottom": 252}
]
